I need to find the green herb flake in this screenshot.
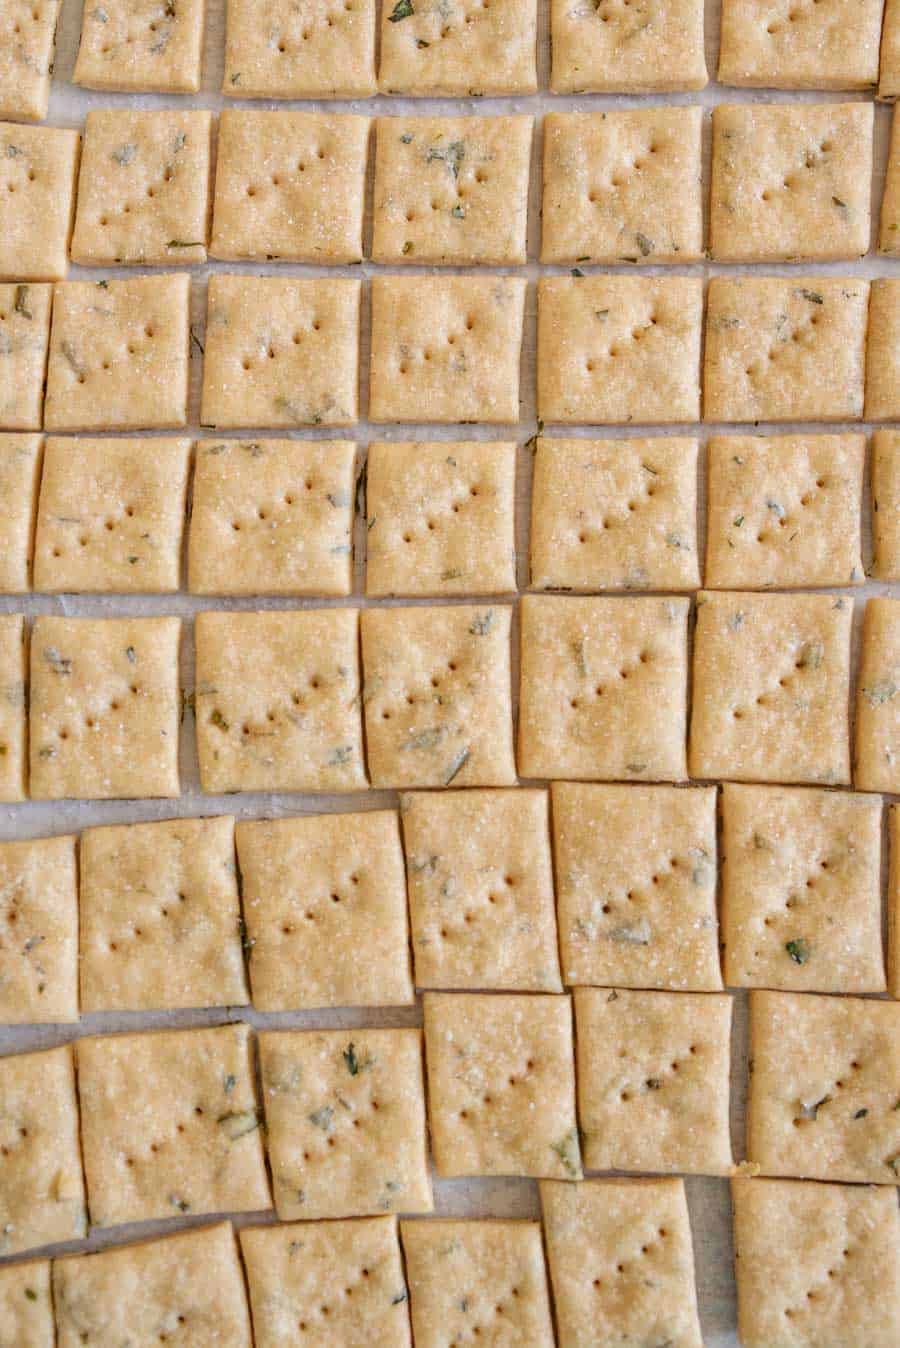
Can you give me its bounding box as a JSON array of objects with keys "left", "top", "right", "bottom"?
[
  {"left": 388, "top": 0, "right": 414, "bottom": 18},
  {"left": 795, "top": 642, "right": 823, "bottom": 671},
  {"left": 402, "top": 240, "right": 414, "bottom": 255},
  {"left": 400, "top": 133, "right": 413, "bottom": 144},
  {"left": 853, "top": 1108, "right": 868, "bottom": 1119},
  {"left": 24, "top": 1288, "right": 37, "bottom": 1301},
  {"left": 551, "top": 1127, "right": 581, "bottom": 1178},
  {"left": 167, "top": 240, "right": 203, "bottom": 249},
  {"left": 785, "top": 938, "right": 811, "bottom": 965},
  {"left": 444, "top": 747, "right": 470, "bottom": 785},
  {"left": 391, "top": 1289, "right": 408, "bottom": 1305},
  {"left": 169, "top": 1195, "right": 190, "bottom": 1213},
  {"left": 112, "top": 144, "right": 138, "bottom": 166},
  {"left": 862, "top": 680, "right": 897, "bottom": 707},
  {"left": 217, "top": 1109, "right": 260, "bottom": 1140},
  {"left": 342, "top": 1042, "right": 374, "bottom": 1075},
  {"left": 210, "top": 708, "right": 229, "bottom": 732},
  {"left": 571, "top": 267, "right": 584, "bottom": 277},
  {"left": 308, "top": 1105, "right": 335, "bottom": 1131},
  {"left": 224, "top": 1073, "right": 236, "bottom": 1095},
  {"left": 13, "top": 286, "right": 32, "bottom": 319},
  {"left": 733, "top": 515, "right": 744, "bottom": 528},
  {"left": 230, "top": 72, "right": 241, "bottom": 85},
  {"left": 451, "top": 203, "right": 465, "bottom": 219},
  {"left": 468, "top": 610, "right": 493, "bottom": 636},
  {"left": 43, "top": 647, "right": 72, "bottom": 676},
  {"left": 635, "top": 232, "right": 654, "bottom": 256},
  {"left": 798, "top": 288, "right": 824, "bottom": 305}
]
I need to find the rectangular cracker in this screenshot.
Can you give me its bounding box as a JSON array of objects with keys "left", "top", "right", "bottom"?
[
  {"left": 551, "top": 782, "right": 721, "bottom": 991},
  {"left": 0, "top": 123, "right": 80, "bottom": 281},
  {"left": 872, "top": 430, "right": 900, "bottom": 579},
  {"left": 879, "top": 107, "right": 900, "bottom": 250},
  {"left": 369, "top": 276, "right": 525, "bottom": 424},
  {"left": 365, "top": 440, "right": 517, "bottom": 597},
  {"left": 550, "top": 0, "right": 706, "bottom": 92},
  {"left": 574, "top": 986, "right": 733, "bottom": 1176},
  {"left": 0, "top": 613, "right": 26, "bottom": 802},
  {"left": 722, "top": 783, "right": 885, "bottom": 993},
  {"left": 529, "top": 436, "right": 700, "bottom": 592},
  {"left": 378, "top": 0, "right": 536, "bottom": 95},
  {"left": 222, "top": 0, "right": 377, "bottom": 98},
  {"left": 705, "top": 433, "right": 865, "bottom": 590},
  {"left": 518, "top": 595, "right": 689, "bottom": 783},
  {"left": 0, "top": 833, "right": 78, "bottom": 1023},
  {"left": 194, "top": 608, "right": 366, "bottom": 795},
  {"left": 882, "top": 0, "right": 900, "bottom": 98},
  {"left": 718, "top": 0, "right": 883, "bottom": 88},
  {"left": 536, "top": 276, "right": 702, "bottom": 424},
  {"left": 0, "top": 1, "right": 60, "bottom": 120},
  {"left": 890, "top": 806, "right": 900, "bottom": 999},
  {"left": 259, "top": 1027, "right": 432, "bottom": 1221},
  {"left": 0, "top": 282, "right": 51, "bottom": 431},
  {"left": 855, "top": 596, "right": 900, "bottom": 792},
  {"left": 371, "top": 116, "right": 532, "bottom": 265},
  {"left": 0, "top": 433, "right": 41, "bottom": 592},
  {"left": 748, "top": 990, "right": 900, "bottom": 1184},
  {"left": 74, "top": 0, "right": 207, "bottom": 93},
  {"left": 0, "top": 1259, "right": 53, "bottom": 1348},
  {"left": 865, "top": 278, "right": 900, "bottom": 419}
]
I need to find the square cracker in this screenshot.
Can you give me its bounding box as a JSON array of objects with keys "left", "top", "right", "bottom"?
[
  {"left": 718, "top": 0, "right": 883, "bottom": 88},
  {"left": 79, "top": 815, "right": 248, "bottom": 1013},
  {"left": 703, "top": 276, "right": 869, "bottom": 423},
  {"left": 241, "top": 1216, "right": 411, "bottom": 1348},
  {"left": 541, "top": 1178, "right": 703, "bottom": 1348},
  {"left": 529, "top": 436, "right": 700, "bottom": 593},
  {"left": 575, "top": 986, "right": 733, "bottom": 1176},
  {"left": 211, "top": 111, "right": 369, "bottom": 265},
  {"left": 855, "top": 596, "right": 900, "bottom": 792},
  {"left": 378, "top": 0, "right": 537, "bottom": 96},
  {"left": 518, "top": 595, "right": 689, "bottom": 783},
  {"left": 194, "top": 608, "right": 366, "bottom": 795},
  {"left": 201, "top": 275, "right": 360, "bottom": 430},
  {"left": 872, "top": 431, "right": 900, "bottom": 579},
  {"left": 0, "top": 833, "right": 78, "bottom": 1024},
  {"left": 77, "top": 1023, "right": 270, "bottom": 1227},
  {"left": 710, "top": 102, "right": 872, "bottom": 263},
  {"left": 0, "top": 123, "right": 80, "bottom": 281},
  {"left": 369, "top": 276, "right": 525, "bottom": 424},
  {"left": 236, "top": 809, "right": 413, "bottom": 1011},
  {"left": 259, "top": 1027, "right": 432, "bottom": 1221},
  {"left": 371, "top": 116, "right": 532, "bottom": 266},
  {"left": 423, "top": 991, "right": 581, "bottom": 1180},
  {"left": 536, "top": 276, "right": 702, "bottom": 425},
  {"left": 0, "top": 613, "right": 26, "bottom": 802},
  {"left": 747, "top": 990, "right": 900, "bottom": 1184},
  {"left": 400, "top": 787, "right": 562, "bottom": 991},
  {"left": 0, "top": 1, "right": 60, "bottom": 120},
  {"left": 0, "top": 433, "right": 41, "bottom": 592},
  {"left": 550, "top": 0, "right": 706, "bottom": 93},
  {"left": 732, "top": 1177, "right": 900, "bottom": 1348},
  {"left": 882, "top": 0, "right": 900, "bottom": 98},
  {"left": 722, "top": 783, "right": 885, "bottom": 994},
  {"left": 865, "top": 278, "right": 900, "bottom": 419},
  {"left": 360, "top": 604, "right": 515, "bottom": 789},
  {"left": 689, "top": 590, "right": 853, "bottom": 786},
  {"left": 705, "top": 433, "right": 865, "bottom": 590},
  {"left": 365, "top": 440, "right": 517, "bottom": 597},
  {"left": 189, "top": 439, "right": 355, "bottom": 597},
  {"left": 0, "top": 283, "right": 51, "bottom": 431},
  {"left": 879, "top": 107, "right": 900, "bottom": 251},
  {"left": 551, "top": 782, "right": 721, "bottom": 992},
  {"left": 73, "top": 0, "right": 206, "bottom": 93},
  {"left": 890, "top": 806, "right": 900, "bottom": 999},
  {"left": 0, "top": 1259, "right": 53, "bottom": 1348},
  {"left": 33, "top": 436, "right": 191, "bottom": 594},
  {"left": 541, "top": 108, "right": 703, "bottom": 266},
  {"left": 222, "top": 0, "right": 377, "bottom": 98},
  {"left": 0, "top": 1044, "right": 86, "bottom": 1258}
]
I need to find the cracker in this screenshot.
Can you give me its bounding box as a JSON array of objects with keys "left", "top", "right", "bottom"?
[
  {"left": 0, "top": 1, "right": 60, "bottom": 120},
  {"left": 541, "top": 108, "right": 703, "bottom": 265},
  {"left": 401, "top": 787, "right": 561, "bottom": 991},
  {"left": 855, "top": 597, "right": 900, "bottom": 792},
  {"left": 541, "top": 1177, "right": 703, "bottom": 1348},
  {"left": 705, "top": 433, "right": 865, "bottom": 590},
  {"left": 890, "top": 805, "right": 900, "bottom": 999},
  {"left": 360, "top": 604, "right": 515, "bottom": 789},
  {"left": 0, "top": 433, "right": 41, "bottom": 593},
  {"left": 703, "top": 276, "right": 869, "bottom": 423},
  {"left": 211, "top": 111, "right": 369, "bottom": 264},
  {"left": 551, "top": 782, "right": 720, "bottom": 991},
  {"left": 29, "top": 615, "right": 181, "bottom": 801},
  {"left": 259, "top": 1028, "right": 432, "bottom": 1221},
  {"left": 722, "top": 783, "right": 885, "bottom": 993},
  {"left": 236, "top": 809, "right": 413, "bottom": 1010},
  {"left": 371, "top": 116, "right": 532, "bottom": 265},
  {"left": 879, "top": 107, "right": 900, "bottom": 251},
  {"left": 0, "top": 833, "right": 78, "bottom": 1023},
  {"left": 0, "top": 1259, "right": 53, "bottom": 1348},
  {"left": 378, "top": 0, "right": 537, "bottom": 96},
  {"left": 550, "top": 0, "right": 706, "bottom": 93},
  {"left": 529, "top": 436, "right": 700, "bottom": 592},
  {"left": 873, "top": 430, "right": 900, "bottom": 580},
  {"left": 536, "top": 276, "right": 702, "bottom": 424},
  {"left": 518, "top": 595, "right": 689, "bottom": 783},
  {"left": 194, "top": 608, "right": 366, "bottom": 794},
  {"left": 0, "top": 123, "right": 79, "bottom": 281},
  {"left": 0, "top": 613, "right": 26, "bottom": 802},
  {"left": 241, "top": 1216, "right": 411, "bottom": 1348},
  {"left": 73, "top": 0, "right": 206, "bottom": 93},
  {"left": 574, "top": 985, "right": 733, "bottom": 1176},
  {"left": 689, "top": 590, "right": 853, "bottom": 786},
  {"left": 882, "top": 0, "right": 900, "bottom": 98},
  {"left": 369, "top": 276, "right": 525, "bottom": 424},
  {"left": 423, "top": 991, "right": 581, "bottom": 1180},
  {"left": 79, "top": 815, "right": 248, "bottom": 1013},
  {"left": 718, "top": 0, "right": 883, "bottom": 88},
  {"left": 222, "top": 0, "right": 377, "bottom": 98},
  {"left": 0, "top": 1044, "right": 86, "bottom": 1257},
  {"left": 365, "top": 440, "right": 517, "bottom": 597},
  {"left": 0, "top": 282, "right": 51, "bottom": 431},
  {"left": 865, "top": 278, "right": 900, "bottom": 420},
  {"left": 33, "top": 436, "right": 190, "bottom": 593},
  {"left": 189, "top": 439, "right": 355, "bottom": 597}
]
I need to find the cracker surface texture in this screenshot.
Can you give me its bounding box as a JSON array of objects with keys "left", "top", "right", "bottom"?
[
  {"left": 0, "top": 282, "right": 51, "bottom": 431},
  {"left": 0, "top": 833, "right": 78, "bottom": 1023},
  {"left": 0, "top": 433, "right": 41, "bottom": 593},
  {"left": 0, "top": 613, "right": 26, "bottom": 802},
  {"left": 855, "top": 596, "right": 900, "bottom": 792},
  {"left": 872, "top": 431, "right": 900, "bottom": 579},
  {"left": 879, "top": 106, "right": 900, "bottom": 250},
  {"left": 550, "top": 0, "right": 706, "bottom": 92},
  {"left": 0, "top": 1258, "right": 53, "bottom": 1348},
  {"left": 0, "top": 123, "right": 80, "bottom": 281},
  {"left": 0, "top": 1, "right": 60, "bottom": 119},
  {"left": 74, "top": 0, "right": 206, "bottom": 92},
  {"left": 718, "top": 0, "right": 883, "bottom": 88},
  {"left": 223, "top": 0, "right": 377, "bottom": 98},
  {"left": 378, "top": 0, "right": 537, "bottom": 95},
  {"left": 865, "top": 278, "right": 900, "bottom": 419}
]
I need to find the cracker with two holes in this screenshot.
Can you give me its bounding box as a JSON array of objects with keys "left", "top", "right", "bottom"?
[
  {"left": 0, "top": 1259, "right": 53, "bottom": 1348},
  {"left": 0, "top": 123, "right": 80, "bottom": 281},
  {"left": 529, "top": 436, "right": 700, "bottom": 593},
  {"left": 194, "top": 608, "right": 366, "bottom": 795},
  {"left": 0, "top": 613, "right": 26, "bottom": 802},
  {"left": 0, "top": 833, "right": 78, "bottom": 1023},
  {"left": 536, "top": 276, "right": 703, "bottom": 425},
  {"left": 0, "top": 1, "right": 60, "bottom": 120},
  {"left": 865, "top": 279, "right": 900, "bottom": 420},
  {"left": 236, "top": 809, "right": 413, "bottom": 1011},
  {"left": 365, "top": 440, "right": 517, "bottom": 597},
  {"left": 855, "top": 597, "right": 900, "bottom": 793},
  {"left": 882, "top": 0, "right": 900, "bottom": 98},
  {"left": 0, "top": 283, "right": 51, "bottom": 431},
  {"left": 718, "top": 0, "right": 884, "bottom": 88},
  {"left": 378, "top": 0, "right": 537, "bottom": 96},
  {"left": 879, "top": 107, "right": 900, "bottom": 251},
  {"left": 0, "top": 433, "right": 41, "bottom": 593},
  {"left": 890, "top": 806, "right": 900, "bottom": 999},
  {"left": 259, "top": 1028, "right": 432, "bottom": 1221},
  {"left": 74, "top": 0, "right": 207, "bottom": 93},
  {"left": 872, "top": 431, "right": 900, "bottom": 579},
  {"left": 400, "top": 787, "right": 562, "bottom": 991},
  {"left": 550, "top": 0, "right": 706, "bottom": 93},
  {"left": 360, "top": 604, "right": 515, "bottom": 789},
  {"left": 222, "top": 0, "right": 377, "bottom": 98}
]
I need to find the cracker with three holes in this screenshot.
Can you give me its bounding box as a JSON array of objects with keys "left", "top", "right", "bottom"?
[
  {"left": 74, "top": 0, "right": 207, "bottom": 93},
  {"left": 718, "top": 0, "right": 884, "bottom": 88},
  {"left": 0, "top": 433, "right": 41, "bottom": 593},
  {"left": 873, "top": 431, "right": 900, "bottom": 579},
  {"left": 378, "top": 0, "right": 537, "bottom": 96},
  {"left": 550, "top": 0, "right": 706, "bottom": 92},
  {"left": 865, "top": 279, "right": 900, "bottom": 420},
  {"left": 882, "top": 0, "right": 900, "bottom": 98},
  {"left": 0, "top": 283, "right": 51, "bottom": 431},
  {"left": 0, "top": 834, "right": 78, "bottom": 1024},
  {"left": 0, "top": 123, "right": 80, "bottom": 281},
  {"left": 0, "top": 1, "right": 60, "bottom": 120},
  {"left": 0, "top": 1259, "right": 53, "bottom": 1348},
  {"left": 890, "top": 806, "right": 900, "bottom": 999},
  {"left": 855, "top": 597, "right": 900, "bottom": 793},
  {"left": 222, "top": 0, "right": 377, "bottom": 98},
  {"left": 879, "top": 108, "right": 899, "bottom": 251},
  {"left": 0, "top": 613, "right": 26, "bottom": 802}
]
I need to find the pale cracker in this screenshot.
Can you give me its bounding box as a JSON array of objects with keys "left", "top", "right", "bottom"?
[
  {"left": 550, "top": 0, "right": 706, "bottom": 93},
  {"left": 222, "top": 0, "right": 377, "bottom": 99},
  {"left": 0, "top": 833, "right": 78, "bottom": 1024},
  {"left": 551, "top": 782, "right": 721, "bottom": 991},
  {"left": 865, "top": 278, "right": 900, "bottom": 419},
  {"left": 872, "top": 431, "right": 900, "bottom": 579},
  {"left": 0, "top": 1, "right": 60, "bottom": 120},
  {"left": 855, "top": 596, "right": 900, "bottom": 792},
  {"left": 881, "top": 0, "right": 900, "bottom": 98},
  {"left": 378, "top": 0, "right": 537, "bottom": 96},
  {"left": 879, "top": 106, "right": 900, "bottom": 251},
  {"left": 0, "top": 282, "right": 51, "bottom": 431},
  {"left": 400, "top": 787, "right": 562, "bottom": 991},
  {"left": 0, "top": 123, "right": 80, "bottom": 281},
  {"left": 0, "top": 613, "right": 26, "bottom": 802},
  {"left": 889, "top": 805, "right": 900, "bottom": 998},
  {"left": 718, "top": 0, "right": 884, "bottom": 89},
  {"left": 0, "top": 433, "right": 41, "bottom": 592},
  {"left": 74, "top": 0, "right": 206, "bottom": 93},
  {"left": 0, "top": 1259, "right": 53, "bottom": 1348},
  {"left": 259, "top": 1027, "right": 432, "bottom": 1221}
]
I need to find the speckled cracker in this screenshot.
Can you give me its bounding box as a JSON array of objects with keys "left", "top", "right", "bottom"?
[
  {"left": 889, "top": 805, "right": 900, "bottom": 999},
  {"left": 365, "top": 440, "right": 516, "bottom": 597},
  {"left": 79, "top": 815, "right": 248, "bottom": 1013},
  {"left": 705, "top": 434, "right": 865, "bottom": 590},
  {"left": 882, "top": 0, "right": 900, "bottom": 98},
  {"left": 872, "top": 431, "right": 900, "bottom": 579},
  {"left": 260, "top": 1028, "right": 432, "bottom": 1221},
  {"left": 518, "top": 595, "right": 689, "bottom": 783},
  {"left": 0, "top": 833, "right": 77, "bottom": 1023},
  {"left": 529, "top": 436, "right": 700, "bottom": 592},
  {"left": 74, "top": 0, "right": 207, "bottom": 93},
  {"left": 0, "top": 123, "right": 79, "bottom": 281},
  {"left": 879, "top": 107, "right": 900, "bottom": 250},
  {"left": 0, "top": 1259, "right": 53, "bottom": 1348},
  {"left": 718, "top": 0, "right": 883, "bottom": 88},
  {"left": 372, "top": 116, "right": 532, "bottom": 265},
  {"left": 0, "top": 613, "right": 26, "bottom": 802},
  {"left": 0, "top": 282, "right": 51, "bottom": 431},
  {"left": 537, "top": 276, "right": 702, "bottom": 424},
  {"left": 369, "top": 276, "right": 525, "bottom": 424},
  {"left": 704, "top": 276, "right": 869, "bottom": 423},
  {"left": 855, "top": 597, "right": 900, "bottom": 792},
  {"left": 865, "top": 278, "right": 900, "bottom": 420},
  {"left": 401, "top": 787, "right": 561, "bottom": 991},
  {"left": 575, "top": 986, "right": 733, "bottom": 1176},
  {"left": 378, "top": 0, "right": 537, "bottom": 96},
  {"left": 0, "top": 1, "right": 60, "bottom": 120},
  {"left": 222, "top": 0, "right": 377, "bottom": 98},
  {"left": 236, "top": 810, "right": 413, "bottom": 1010},
  {"left": 189, "top": 439, "right": 355, "bottom": 597},
  {"left": 0, "top": 433, "right": 41, "bottom": 592},
  {"left": 360, "top": 604, "right": 515, "bottom": 789},
  {"left": 194, "top": 608, "right": 366, "bottom": 795},
  {"left": 550, "top": 0, "right": 706, "bottom": 92},
  {"left": 689, "top": 590, "right": 853, "bottom": 786}
]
